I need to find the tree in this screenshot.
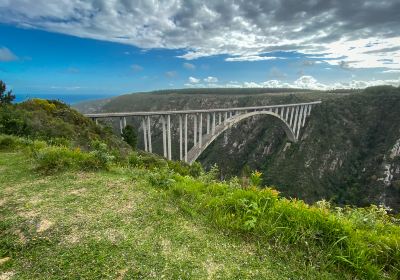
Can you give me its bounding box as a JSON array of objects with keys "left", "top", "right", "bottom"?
[
  {"left": 121, "top": 124, "right": 137, "bottom": 149},
  {"left": 0, "top": 80, "right": 15, "bottom": 105}
]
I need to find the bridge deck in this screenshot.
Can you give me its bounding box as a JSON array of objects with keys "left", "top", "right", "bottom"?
[{"left": 84, "top": 101, "right": 322, "bottom": 118}]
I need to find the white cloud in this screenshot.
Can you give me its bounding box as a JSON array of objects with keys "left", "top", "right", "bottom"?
[
  {"left": 382, "top": 69, "right": 400, "bottom": 73},
  {"left": 204, "top": 76, "right": 218, "bottom": 83},
  {"left": 313, "top": 37, "right": 400, "bottom": 69},
  {"left": 225, "top": 56, "right": 279, "bottom": 62},
  {"left": 293, "top": 76, "right": 329, "bottom": 90},
  {"left": 183, "top": 62, "right": 196, "bottom": 70},
  {"left": 0, "top": 0, "right": 399, "bottom": 69},
  {"left": 185, "top": 75, "right": 400, "bottom": 90},
  {"left": 0, "top": 47, "right": 18, "bottom": 61},
  {"left": 188, "top": 76, "right": 200, "bottom": 83}
]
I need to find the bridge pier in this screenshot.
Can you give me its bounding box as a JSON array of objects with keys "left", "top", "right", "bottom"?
[
  {"left": 212, "top": 112, "right": 216, "bottom": 135},
  {"left": 167, "top": 115, "right": 171, "bottom": 160},
  {"left": 161, "top": 116, "right": 167, "bottom": 158},
  {"left": 293, "top": 106, "right": 299, "bottom": 136},
  {"left": 296, "top": 106, "right": 304, "bottom": 138},
  {"left": 119, "top": 117, "right": 123, "bottom": 134},
  {"left": 194, "top": 114, "right": 197, "bottom": 146},
  {"left": 285, "top": 107, "right": 289, "bottom": 122},
  {"left": 206, "top": 113, "right": 210, "bottom": 134},
  {"left": 142, "top": 118, "right": 148, "bottom": 151},
  {"left": 184, "top": 114, "right": 188, "bottom": 162},
  {"left": 179, "top": 115, "right": 183, "bottom": 161},
  {"left": 199, "top": 113, "right": 203, "bottom": 147},
  {"left": 147, "top": 116, "right": 152, "bottom": 152}
]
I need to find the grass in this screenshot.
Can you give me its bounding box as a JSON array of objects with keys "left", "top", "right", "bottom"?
[{"left": 0, "top": 151, "right": 355, "bottom": 279}]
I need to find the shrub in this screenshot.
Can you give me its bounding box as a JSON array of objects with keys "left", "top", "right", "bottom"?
[
  {"left": 227, "top": 176, "right": 242, "bottom": 189},
  {"left": 0, "top": 134, "right": 20, "bottom": 150},
  {"left": 34, "top": 146, "right": 90, "bottom": 173},
  {"left": 147, "top": 168, "right": 176, "bottom": 189},
  {"left": 199, "top": 163, "right": 219, "bottom": 183},
  {"left": 89, "top": 140, "right": 115, "bottom": 169},
  {"left": 0, "top": 106, "right": 30, "bottom": 136},
  {"left": 189, "top": 161, "right": 203, "bottom": 178},
  {"left": 250, "top": 170, "right": 262, "bottom": 187},
  {"left": 33, "top": 143, "right": 114, "bottom": 173},
  {"left": 21, "top": 99, "right": 56, "bottom": 112},
  {"left": 121, "top": 125, "right": 137, "bottom": 149},
  {"left": 167, "top": 160, "right": 191, "bottom": 176},
  {"left": 128, "top": 152, "right": 168, "bottom": 170}
]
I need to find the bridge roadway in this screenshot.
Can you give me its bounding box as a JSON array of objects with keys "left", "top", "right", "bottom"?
[{"left": 85, "top": 101, "right": 321, "bottom": 164}]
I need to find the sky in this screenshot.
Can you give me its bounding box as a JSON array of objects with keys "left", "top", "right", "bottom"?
[{"left": 0, "top": 0, "right": 400, "bottom": 103}]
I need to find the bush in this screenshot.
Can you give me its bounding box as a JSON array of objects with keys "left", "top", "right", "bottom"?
[
  {"left": 89, "top": 140, "right": 115, "bottom": 169},
  {"left": 34, "top": 146, "right": 90, "bottom": 173},
  {"left": 199, "top": 163, "right": 219, "bottom": 183},
  {"left": 189, "top": 161, "right": 203, "bottom": 178},
  {"left": 147, "top": 168, "right": 176, "bottom": 189},
  {"left": 0, "top": 134, "right": 20, "bottom": 150},
  {"left": 121, "top": 125, "right": 137, "bottom": 149},
  {"left": 128, "top": 152, "right": 168, "bottom": 170},
  {"left": 0, "top": 106, "right": 30, "bottom": 136},
  {"left": 167, "top": 160, "right": 191, "bottom": 176},
  {"left": 250, "top": 170, "right": 262, "bottom": 187},
  {"left": 33, "top": 143, "right": 114, "bottom": 173}
]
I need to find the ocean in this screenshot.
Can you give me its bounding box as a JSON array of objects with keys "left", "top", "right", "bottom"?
[{"left": 14, "top": 93, "right": 117, "bottom": 105}]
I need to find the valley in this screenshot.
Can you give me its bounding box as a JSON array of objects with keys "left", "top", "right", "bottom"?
[{"left": 75, "top": 86, "right": 400, "bottom": 211}]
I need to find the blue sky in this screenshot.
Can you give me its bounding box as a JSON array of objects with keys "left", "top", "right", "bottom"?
[{"left": 0, "top": 1, "right": 399, "bottom": 103}]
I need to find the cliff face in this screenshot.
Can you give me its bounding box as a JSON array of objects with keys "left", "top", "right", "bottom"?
[{"left": 74, "top": 87, "right": 400, "bottom": 211}]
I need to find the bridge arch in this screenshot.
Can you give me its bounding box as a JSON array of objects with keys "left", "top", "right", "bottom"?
[{"left": 186, "top": 111, "right": 296, "bottom": 164}]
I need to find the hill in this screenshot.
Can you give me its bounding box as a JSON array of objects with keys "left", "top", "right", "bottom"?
[
  {"left": 1, "top": 101, "right": 400, "bottom": 279},
  {"left": 0, "top": 98, "right": 129, "bottom": 152},
  {"left": 74, "top": 86, "right": 400, "bottom": 211},
  {"left": 1, "top": 135, "right": 399, "bottom": 279}
]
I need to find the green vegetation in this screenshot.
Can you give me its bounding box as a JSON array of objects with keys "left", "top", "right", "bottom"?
[
  {"left": 1, "top": 89, "right": 399, "bottom": 278},
  {"left": 1, "top": 134, "right": 400, "bottom": 279},
  {"left": 263, "top": 86, "right": 400, "bottom": 210},
  {"left": 121, "top": 124, "right": 138, "bottom": 149},
  {"left": 0, "top": 81, "right": 15, "bottom": 105},
  {"left": 0, "top": 98, "right": 129, "bottom": 151},
  {"left": 82, "top": 86, "right": 400, "bottom": 211}
]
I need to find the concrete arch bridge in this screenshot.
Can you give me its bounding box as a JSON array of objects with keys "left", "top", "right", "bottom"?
[{"left": 86, "top": 101, "right": 321, "bottom": 164}]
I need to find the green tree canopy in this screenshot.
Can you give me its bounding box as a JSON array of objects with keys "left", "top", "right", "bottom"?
[
  {"left": 121, "top": 124, "right": 137, "bottom": 149},
  {"left": 0, "top": 80, "right": 15, "bottom": 105}
]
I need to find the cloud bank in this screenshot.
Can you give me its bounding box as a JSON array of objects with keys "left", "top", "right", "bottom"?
[
  {"left": 185, "top": 75, "right": 400, "bottom": 90},
  {"left": 0, "top": 0, "right": 399, "bottom": 69}
]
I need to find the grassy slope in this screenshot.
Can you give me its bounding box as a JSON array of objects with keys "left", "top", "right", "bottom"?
[{"left": 0, "top": 152, "right": 350, "bottom": 279}]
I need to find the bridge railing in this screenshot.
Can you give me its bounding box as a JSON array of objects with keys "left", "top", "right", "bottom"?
[{"left": 84, "top": 101, "right": 322, "bottom": 118}]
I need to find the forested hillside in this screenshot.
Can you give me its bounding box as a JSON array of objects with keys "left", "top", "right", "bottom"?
[{"left": 74, "top": 87, "right": 400, "bottom": 211}]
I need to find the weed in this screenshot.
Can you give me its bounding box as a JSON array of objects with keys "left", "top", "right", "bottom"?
[
  {"left": 250, "top": 170, "right": 262, "bottom": 187},
  {"left": 147, "top": 168, "right": 176, "bottom": 189}
]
